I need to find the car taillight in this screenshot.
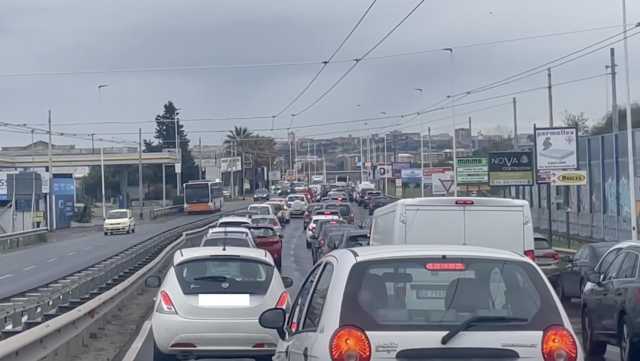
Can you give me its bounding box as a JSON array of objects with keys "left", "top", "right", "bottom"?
[
  {"left": 542, "top": 326, "right": 577, "bottom": 361},
  {"left": 276, "top": 291, "right": 289, "bottom": 309},
  {"left": 158, "top": 290, "right": 177, "bottom": 314},
  {"left": 525, "top": 249, "right": 536, "bottom": 261},
  {"left": 330, "top": 326, "right": 371, "bottom": 361},
  {"left": 455, "top": 199, "right": 474, "bottom": 205}
]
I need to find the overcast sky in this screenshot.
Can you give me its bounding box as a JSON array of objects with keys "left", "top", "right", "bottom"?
[{"left": 1, "top": 0, "right": 639, "bottom": 147}]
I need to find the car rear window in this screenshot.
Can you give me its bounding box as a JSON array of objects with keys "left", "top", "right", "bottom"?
[
  {"left": 218, "top": 221, "right": 249, "bottom": 228},
  {"left": 340, "top": 258, "right": 561, "bottom": 331},
  {"left": 175, "top": 257, "right": 274, "bottom": 295},
  {"left": 345, "top": 235, "right": 369, "bottom": 248},
  {"left": 248, "top": 206, "right": 271, "bottom": 215},
  {"left": 252, "top": 227, "right": 277, "bottom": 238},
  {"left": 325, "top": 204, "right": 351, "bottom": 217},
  {"left": 201, "top": 237, "right": 251, "bottom": 247},
  {"left": 534, "top": 238, "right": 552, "bottom": 250},
  {"left": 251, "top": 217, "right": 277, "bottom": 226}
]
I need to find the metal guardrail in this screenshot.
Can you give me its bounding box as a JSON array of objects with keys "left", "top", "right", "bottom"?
[
  {"left": 150, "top": 205, "right": 184, "bottom": 220},
  {"left": 0, "top": 206, "right": 244, "bottom": 361},
  {"left": 0, "top": 228, "right": 48, "bottom": 253}
]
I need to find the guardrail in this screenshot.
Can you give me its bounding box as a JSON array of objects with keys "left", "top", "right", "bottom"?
[
  {"left": 0, "top": 206, "right": 243, "bottom": 361},
  {"left": 0, "top": 228, "right": 48, "bottom": 253},
  {"left": 150, "top": 205, "right": 184, "bottom": 220}
]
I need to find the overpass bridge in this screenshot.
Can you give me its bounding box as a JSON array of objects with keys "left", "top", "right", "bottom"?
[{"left": 0, "top": 150, "right": 177, "bottom": 168}]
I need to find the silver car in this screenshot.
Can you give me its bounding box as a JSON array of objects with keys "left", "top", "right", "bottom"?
[{"left": 150, "top": 247, "right": 294, "bottom": 361}]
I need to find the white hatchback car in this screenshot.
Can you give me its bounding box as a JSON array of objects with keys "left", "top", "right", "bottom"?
[
  {"left": 259, "top": 245, "right": 582, "bottom": 361},
  {"left": 215, "top": 216, "right": 252, "bottom": 228},
  {"left": 103, "top": 209, "right": 135, "bottom": 235},
  {"left": 201, "top": 227, "right": 256, "bottom": 247},
  {"left": 149, "top": 247, "right": 294, "bottom": 361}
]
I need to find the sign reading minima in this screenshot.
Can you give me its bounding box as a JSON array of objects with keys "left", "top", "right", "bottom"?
[{"left": 456, "top": 157, "right": 488, "bottom": 184}]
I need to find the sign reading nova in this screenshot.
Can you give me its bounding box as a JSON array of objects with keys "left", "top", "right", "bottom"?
[
  {"left": 489, "top": 151, "right": 534, "bottom": 186},
  {"left": 456, "top": 157, "right": 488, "bottom": 184}
]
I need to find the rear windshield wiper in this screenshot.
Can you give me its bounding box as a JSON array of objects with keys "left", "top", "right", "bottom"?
[
  {"left": 192, "top": 275, "right": 229, "bottom": 282},
  {"left": 441, "top": 316, "right": 528, "bottom": 345}
]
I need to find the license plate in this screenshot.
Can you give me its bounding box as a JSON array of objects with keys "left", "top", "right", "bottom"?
[
  {"left": 198, "top": 294, "right": 249, "bottom": 307},
  {"left": 416, "top": 289, "right": 447, "bottom": 299}
]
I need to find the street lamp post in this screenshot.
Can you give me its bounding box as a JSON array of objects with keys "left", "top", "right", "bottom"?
[{"left": 175, "top": 115, "right": 181, "bottom": 196}]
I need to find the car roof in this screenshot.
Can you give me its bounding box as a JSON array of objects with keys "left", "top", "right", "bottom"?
[
  {"left": 388, "top": 197, "right": 529, "bottom": 208},
  {"left": 208, "top": 227, "right": 250, "bottom": 234},
  {"left": 249, "top": 204, "right": 271, "bottom": 208},
  {"left": 218, "top": 216, "right": 251, "bottom": 223},
  {"left": 344, "top": 230, "right": 369, "bottom": 237},
  {"left": 174, "top": 246, "right": 272, "bottom": 266},
  {"left": 251, "top": 214, "right": 277, "bottom": 219},
  {"left": 311, "top": 214, "right": 340, "bottom": 220},
  {"left": 332, "top": 245, "right": 529, "bottom": 263}
]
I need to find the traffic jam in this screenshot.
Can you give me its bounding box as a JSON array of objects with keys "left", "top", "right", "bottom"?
[{"left": 146, "top": 181, "right": 632, "bottom": 361}]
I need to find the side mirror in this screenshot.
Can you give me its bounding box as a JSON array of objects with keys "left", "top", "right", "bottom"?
[
  {"left": 145, "top": 275, "right": 162, "bottom": 288},
  {"left": 282, "top": 276, "right": 294, "bottom": 289},
  {"left": 259, "top": 308, "right": 287, "bottom": 340}
]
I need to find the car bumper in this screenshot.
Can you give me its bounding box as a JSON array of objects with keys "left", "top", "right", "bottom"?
[
  {"left": 152, "top": 314, "right": 278, "bottom": 357},
  {"left": 103, "top": 225, "right": 130, "bottom": 232}
]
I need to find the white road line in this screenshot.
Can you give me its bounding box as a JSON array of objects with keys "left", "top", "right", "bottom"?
[
  {"left": 121, "top": 319, "right": 152, "bottom": 361},
  {"left": 47, "top": 258, "right": 57, "bottom": 263},
  {"left": 67, "top": 252, "right": 76, "bottom": 256},
  {"left": 23, "top": 265, "right": 36, "bottom": 271},
  {"left": 0, "top": 274, "right": 14, "bottom": 280}
]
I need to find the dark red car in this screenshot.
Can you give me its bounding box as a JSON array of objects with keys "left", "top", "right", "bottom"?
[{"left": 250, "top": 226, "right": 282, "bottom": 270}]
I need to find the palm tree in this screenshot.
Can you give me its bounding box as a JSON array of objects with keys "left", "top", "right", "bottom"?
[{"left": 224, "top": 126, "right": 253, "bottom": 155}]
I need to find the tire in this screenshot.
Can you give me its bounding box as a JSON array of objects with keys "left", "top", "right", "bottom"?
[
  {"left": 621, "top": 315, "right": 640, "bottom": 361},
  {"left": 132, "top": 227, "right": 135, "bottom": 233},
  {"left": 153, "top": 341, "right": 178, "bottom": 361},
  {"left": 555, "top": 281, "right": 568, "bottom": 302},
  {"left": 126, "top": 227, "right": 131, "bottom": 234},
  {"left": 582, "top": 308, "right": 607, "bottom": 357},
  {"left": 104, "top": 232, "right": 108, "bottom": 236}
]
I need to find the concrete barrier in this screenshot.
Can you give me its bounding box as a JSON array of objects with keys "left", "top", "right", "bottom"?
[{"left": 0, "top": 228, "right": 48, "bottom": 254}]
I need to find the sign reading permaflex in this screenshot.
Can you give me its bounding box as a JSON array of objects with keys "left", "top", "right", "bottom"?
[
  {"left": 489, "top": 151, "right": 533, "bottom": 186},
  {"left": 456, "top": 157, "right": 488, "bottom": 184},
  {"left": 535, "top": 127, "right": 578, "bottom": 170}
]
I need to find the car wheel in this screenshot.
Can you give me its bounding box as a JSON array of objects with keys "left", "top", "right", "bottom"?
[
  {"left": 126, "top": 227, "right": 131, "bottom": 234},
  {"left": 621, "top": 315, "right": 640, "bottom": 361},
  {"left": 582, "top": 308, "right": 606, "bottom": 356},
  {"left": 132, "top": 227, "right": 135, "bottom": 233},
  {"left": 554, "top": 281, "right": 567, "bottom": 302},
  {"left": 104, "top": 232, "right": 108, "bottom": 236},
  {"left": 153, "top": 341, "right": 178, "bottom": 361}
]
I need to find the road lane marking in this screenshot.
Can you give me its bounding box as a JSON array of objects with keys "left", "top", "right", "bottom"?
[
  {"left": 23, "top": 265, "right": 36, "bottom": 271},
  {"left": 0, "top": 274, "right": 14, "bottom": 280},
  {"left": 47, "top": 258, "right": 57, "bottom": 263},
  {"left": 67, "top": 252, "right": 76, "bottom": 256}
]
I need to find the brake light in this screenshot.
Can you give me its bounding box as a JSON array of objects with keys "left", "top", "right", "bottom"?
[
  {"left": 541, "top": 326, "right": 577, "bottom": 361},
  {"left": 158, "top": 290, "right": 177, "bottom": 314},
  {"left": 170, "top": 342, "right": 196, "bottom": 348},
  {"left": 426, "top": 262, "right": 466, "bottom": 271},
  {"left": 525, "top": 249, "right": 536, "bottom": 261},
  {"left": 455, "top": 199, "right": 475, "bottom": 205},
  {"left": 330, "top": 326, "right": 371, "bottom": 361},
  {"left": 276, "top": 291, "right": 289, "bottom": 309}
]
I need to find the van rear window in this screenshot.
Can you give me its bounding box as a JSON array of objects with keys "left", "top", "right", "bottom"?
[{"left": 340, "top": 258, "right": 561, "bottom": 331}]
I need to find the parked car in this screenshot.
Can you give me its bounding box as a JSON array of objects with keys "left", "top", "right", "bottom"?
[
  {"left": 548, "top": 241, "right": 617, "bottom": 301},
  {"left": 533, "top": 234, "right": 560, "bottom": 275},
  {"left": 253, "top": 188, "right": 270, "bottom": 202},
  {"left": 582, "top": 242, "right": 640, "bottom": 360},
  {"left": 259, "top": 245, "right": 581, "bottom": 361},
  {"left": 103, "top": 209, "right": 135, "bottom": 235},
  {"left": 149, "top": 247, "right": 293, "bottom": 361},
  {"left": 250, "top": 225, "right": 283, "bottom": 270}
]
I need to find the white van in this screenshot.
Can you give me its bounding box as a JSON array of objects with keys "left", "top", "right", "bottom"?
[{"left": 370, "top": 197, "right": 535, "bottom": 259}]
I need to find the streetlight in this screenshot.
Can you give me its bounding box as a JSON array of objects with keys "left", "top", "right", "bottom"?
[
  {"left": 621, "top": 0, "right": 638, "bottom": 240},
  {"left": 442, "top": 47, "right": 457, "bottom": 197}
]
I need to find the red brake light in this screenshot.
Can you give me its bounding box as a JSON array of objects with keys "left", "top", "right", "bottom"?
[
  {"left": 525, "top": 249, "right": 536, "bottom": 261},
  {"left": 158, "top": 290, "right": 177, "bottom": 314},
  {"left": 455, "top": 199, "right": 475, "bottom": 205},
  {"left": 330, "top": 326, "right": 371, "bottom": 361},
  {"left": 276, "top": 291, "right": 289, "bottom": 309},
  {"left": 425, "top": 262, "right": 466, "bottom": 271},
  {"left": 542, "top": 326, "right": 577, "bottom": 361}
]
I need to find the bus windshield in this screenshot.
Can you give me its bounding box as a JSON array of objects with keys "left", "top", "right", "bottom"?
[{"left": 185, "top": 183, "right": 210, "bottom": 203}]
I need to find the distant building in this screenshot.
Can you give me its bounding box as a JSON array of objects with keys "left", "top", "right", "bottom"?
[{"left": 455, "top": 128, "right": 472, "bottom": 149}]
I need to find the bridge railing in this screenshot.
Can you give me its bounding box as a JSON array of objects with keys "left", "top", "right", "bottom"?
[{"left": 0, "top": 228, "right": 48, "bottom": 253}]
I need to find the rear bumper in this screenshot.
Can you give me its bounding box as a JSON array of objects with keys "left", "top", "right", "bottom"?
[
  {"left": 152, "top": 314, "right": 278, "bottom": 356},
  {"left": 290, "top": 210, "right": 305, "bottom": 217},
  {"left": 103, "top": 225, "right": 130, "bottom": 232}
]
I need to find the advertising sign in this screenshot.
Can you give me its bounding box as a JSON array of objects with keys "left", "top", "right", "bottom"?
[
  {"left": 392, "top": 162, "right": 411, "bottom": 178},
  {"left": 268, "top": 170, "right": 282, "bottom": 181},
  {"left": 535, "top": 127, "right": 578, "bottom": 184},
  {"left": 432, "top": 171, "right": 454, "bottom": 195},
  {"left": 489, "top": 151, "right": 534, "bottom": 186},
  {"left": 549, "top": 170, "right": 588, "bottom": 186},
  {"left": 456, "top": 157, "right": 489, "bottom": 184},
  {"left": 220, "top": 157, "right": 242, "bottom": 172},
  {"left": 376, "top": 165, "right": 392, "bottom": 179},
  {"left": 401, "top": 168, "right": 422, "bottom": 184},
  {"left": 423, "top": 167, "right": 452, "bottom": 185},
  {"left": 0, "top": 171, "right": 11, "bottom": 200},
  {"left": 53, "top": 176, "right": 75, "bottom": 229}
]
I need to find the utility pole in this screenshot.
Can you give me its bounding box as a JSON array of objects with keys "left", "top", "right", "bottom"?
[
  {"left": 31, "top": 130, "right": 36, "bottom": 229},
  {"left": 360, "top": 137, "right": 365, "bottom": 183},
  {"left": 421, "top": 131, "right": 425, "bottom": 197},
  {"left": 100, "top": 147, "right": 106, "bottom": 220},
  {"left": 428, "top": 127, "right": 433, "bottom": 168},
  {"left": 313, "top": 143, "right": 317, "bottom": 176},
  {"left": 293, "top": 139, "right": 298, "bottom": 180},
  {"left": 47, "top": 110, "right": 53, "bottom": 231},
  {"left": 622, "top": 0, "right": 638, "bottom": 240},
  {"left": 175, "top": 116, "right": 181, "bottom": 196},
  {"left": 162, "top": 164, "right": 166, "bottom": 206},
  {"left": 468, "top": 116, "right": 472, "bottom": 150},
  {"left": 198, "top": 137, "right": 203, "bottom": 179},
  {"left": 91, "top": 133, "right": 95, "bottom": 154},
  {"left": 546, "top": 68, "right": 554, "bottom": 243},
  {"left": 307, "top": 142, "right": 311, "bottom": 183},
  {"left": 608, "top": 47, "right": 620, "bottom": 239},
  {"left": 138, "top": 128, "right": 144, "bottom": 219},
  {"left": 512, "top": 97, "right": 519, "bottom": 149}
]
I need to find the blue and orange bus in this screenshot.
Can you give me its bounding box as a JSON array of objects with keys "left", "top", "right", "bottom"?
[{"left": 183, "top": 180, "right": 224, "bottom": 214}]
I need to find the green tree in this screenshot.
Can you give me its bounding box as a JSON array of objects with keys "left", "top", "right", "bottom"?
[
  {"left": 562, "top": 111, "right": 590, "bottom": 135},
  {"left": 591, "top": 103, "right": 640, "bottom": 135}
]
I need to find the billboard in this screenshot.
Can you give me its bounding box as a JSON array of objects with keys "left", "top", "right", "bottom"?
[
  {"left": 432, "top": 171, "right": 454, "bottom": 195},
  {"left": 401, "top": 168, "right": 422, "bottom": 184},
  {"left": 534, "top": 126, "right": 578, "bottom": 183},
  {"left": 549, "top": 170, "right": 588, "bottom": 186},
  {"left": 423, "top": 167, "right": 452, "bottom": 185},
  {"left": 489, "top": 151, "right": 534, "bottom": 186},
  {"left": 220, "top": 157, "right": 242, "bottom": 172},
  {"left": 375, "top": 165, "right": 392, "bottom": 179},
  {"left": 53, "top": 176, "right": 75, "bottom": 229},
  {"left": 456, "top": 157, "right": 489, "bottom": 184},
  {"left": 392, "top": 162, "right": 410, "bottom": 178}
]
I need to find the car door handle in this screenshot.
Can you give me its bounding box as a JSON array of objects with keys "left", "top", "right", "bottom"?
[{"left": 303, "top": 347, "right": 309, "bottom": 361}]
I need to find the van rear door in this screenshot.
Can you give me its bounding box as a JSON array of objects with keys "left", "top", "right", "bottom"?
[
  {"left": 464, "top": 206, "right": 524, "bottom": 254},
  {"left": 404, "top": 206, "right": 464, "bottom": 245}
]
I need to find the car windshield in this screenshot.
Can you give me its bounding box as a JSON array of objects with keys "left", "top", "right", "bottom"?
[
  {"left": 252, "top": 228, "right": 277, "bottom": 238},
  {"left": 201, "top": 237, "right": 251, "bottom": 247},
  {"left": 218, "top": 221, "right": 250, "bottom": 228},
  {"left": 107, "top": 211, "right": 128, "bottom": 219},
  {"left": 341, "top": 258, "right": 561, "bottom": 331},
  {"left": 175, "top": 258, "right": 273, "bottom": 295}
]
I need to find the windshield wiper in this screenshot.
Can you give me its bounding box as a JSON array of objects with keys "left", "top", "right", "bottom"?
[
  {"left": 193, "top": 275, "right": 229, "bottom": 282},
  {"left": 441, "top": 316, "right": 528, "bottom": 345}
]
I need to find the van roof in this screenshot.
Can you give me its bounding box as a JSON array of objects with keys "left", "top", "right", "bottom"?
[
  {"left": 340, "top": 245, "right": 527, "bottom": 262},
  {"left": 384, "top": 197, "right": 529, "bottom": 208}
]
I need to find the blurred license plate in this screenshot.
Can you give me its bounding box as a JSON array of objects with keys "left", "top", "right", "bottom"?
[
  {"left": 199, "top": 294, "right": 249, "bottom": 307},
  {"left": 416, "top": 289, "right": 447, "bottom": 299}
]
